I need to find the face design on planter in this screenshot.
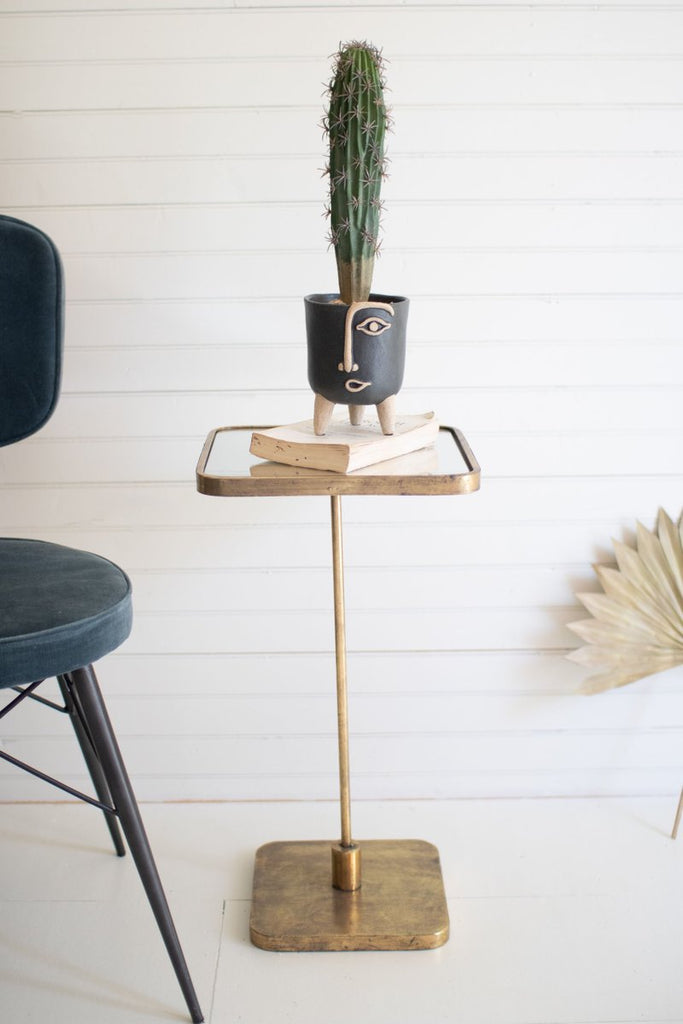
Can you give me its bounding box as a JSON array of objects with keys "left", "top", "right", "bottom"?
[{"left": 337, "top": 300, "right": 395, "bottom": 394}]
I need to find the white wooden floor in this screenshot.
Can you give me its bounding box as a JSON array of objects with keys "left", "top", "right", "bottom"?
[{"left": 1, "top": 797, "right": 681, "bottom": 1024}]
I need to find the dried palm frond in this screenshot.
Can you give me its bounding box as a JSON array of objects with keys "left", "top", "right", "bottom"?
[{"left": 567, "top": 509, "right": 683, "bottom": 694}]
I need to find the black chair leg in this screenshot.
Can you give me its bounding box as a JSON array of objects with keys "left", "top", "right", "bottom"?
[
  {"left": 69, "top": 664, "right": 204, "bottom": 1024},
  {"left": 58, "top": 673, "right": 126, "bottom": 857}
]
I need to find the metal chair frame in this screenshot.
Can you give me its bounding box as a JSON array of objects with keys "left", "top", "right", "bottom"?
[{"left": 0, "top": 665, "right": 204, "bottom": 1023}]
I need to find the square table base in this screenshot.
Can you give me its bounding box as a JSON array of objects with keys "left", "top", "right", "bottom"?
[{"left": 249, "top": 839, "right": 449, "bottom": 951}]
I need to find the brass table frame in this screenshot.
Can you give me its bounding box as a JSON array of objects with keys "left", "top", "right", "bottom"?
[{"left": 196, "top": 425, "right": 480, "bottom": 951}]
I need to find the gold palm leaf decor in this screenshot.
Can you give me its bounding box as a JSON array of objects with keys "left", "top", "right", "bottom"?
[
  {"left": 566, "top": 508, "right": 683, "bottom": 837},
  {"left": 567, "top": 508, "right": 683, "bottom": 695}
]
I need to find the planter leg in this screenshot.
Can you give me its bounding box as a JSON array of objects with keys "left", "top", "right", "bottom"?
[
  {"left": 348, "top": 405, "right": 364, "bottom": 426},
  {"left": 314, "top": 394, "right": 335, "bottom": 435},
  {"left": 376, "top": 395, "right": 396, "bottom": 435}
]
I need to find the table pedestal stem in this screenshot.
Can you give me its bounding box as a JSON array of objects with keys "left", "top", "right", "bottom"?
[{"left": 330, "top": 495, "right": 361, "bottom": 890}]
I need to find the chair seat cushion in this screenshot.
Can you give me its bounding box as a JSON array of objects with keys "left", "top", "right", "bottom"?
[{"left": 0, "top": 538, "right": 132, "bottom": 688}]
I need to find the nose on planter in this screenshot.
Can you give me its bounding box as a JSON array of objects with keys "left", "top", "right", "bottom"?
[{"left": 305, "top": 293, "right": 409, "bottom": 436}]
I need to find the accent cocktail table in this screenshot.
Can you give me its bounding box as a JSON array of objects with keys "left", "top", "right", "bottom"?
[{"left": 196, "top": 425, "right": 480, "bottom": 951}]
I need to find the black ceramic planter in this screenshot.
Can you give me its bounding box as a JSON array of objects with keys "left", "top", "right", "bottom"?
[{"left": 304, "top": 293, "right": 409, "bottom": 435}]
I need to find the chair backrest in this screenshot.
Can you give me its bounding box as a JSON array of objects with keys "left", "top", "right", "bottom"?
[{"left": 0, "top": 214, "right": 63, "bottom": 447}]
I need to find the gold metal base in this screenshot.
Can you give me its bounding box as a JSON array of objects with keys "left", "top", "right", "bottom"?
[{"left": 250, "top": 839, "right": 449, "bottom": 951}]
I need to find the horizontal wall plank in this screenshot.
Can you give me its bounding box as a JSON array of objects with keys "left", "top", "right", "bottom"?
[
  {"left": 0, "top": 428, "right": 679, "bottom": 481},
  {"left": 8, "top": 199, "right": 683, "bottom": 256},
  {"left": 3, "top": 57, "right": 683, "bottom": 110},
  {"left": 1, "top": 766, "right": 679, "bottom": 802},
  {"left": 5, "top": 107, "right": 683, "bottom": 161},
  {"left": 0, "top": 0, "right": 671, "bottom": 14},
  {"left": 125, "top": 566, "right": 596, "bottom": 612},
  {"left": 1, "top": 732, "right": 681, "bottom": 803},
  {"left": 22, "top": 386, "right": 683, "bottom": 439},
  {"left": 0, "top": 522, "right": 663, "bottom": 571},
  {"left": 50, "top": 295, "right": 683, "bottom": 346},
  {"left": 1, "top": 765, "right": 678, "bottom": 802},
  {"left": 81, "top": 652, "right": 683, "bottom": 699},
  {"left": 46, "top": 342, "right": 683, "bottom": 393},
  {"left": 3, "top": 154, "right": 681, "bottom": 207},
  {"left": 38, "top": 249, "right": 683, "bottom": 302},
  {"left": 5, "top": 690, "right": 683, "bottom": 740},
  {"left": 4, "top": 8, "right": 683, "bottom": 61},
  {"left": 4, "top": 731, "right": 682, "bottom": 779},
  {"left": 0, "top": 428, "right": 680, "bottom": 482},
  {"left": 111, "top": 606, "right": 577, "bottom": 653},
  {"left": 2, "top": 479, "right": 680, "bottom": 530}
]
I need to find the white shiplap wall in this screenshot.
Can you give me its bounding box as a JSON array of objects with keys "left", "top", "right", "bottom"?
[{"left": 1, "top": 2, "right": 681, "bottom": 802}]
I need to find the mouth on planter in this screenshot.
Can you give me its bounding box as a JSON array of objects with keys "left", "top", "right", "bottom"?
[{"left": 344, "top": 379, "right": 372, "bottom": 393}]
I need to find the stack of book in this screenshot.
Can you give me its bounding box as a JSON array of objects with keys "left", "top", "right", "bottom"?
[{"left": 249, "top": 411, "right": 439, "bottom": 474}]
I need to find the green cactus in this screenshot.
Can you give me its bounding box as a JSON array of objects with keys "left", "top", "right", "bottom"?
[{"left": 323, "top": 41, "right": 389, "bottom": 305}]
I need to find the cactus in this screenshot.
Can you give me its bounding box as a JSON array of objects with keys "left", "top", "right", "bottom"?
[{"left": 323, "top": 41, "right": 389, "bottom": 305}]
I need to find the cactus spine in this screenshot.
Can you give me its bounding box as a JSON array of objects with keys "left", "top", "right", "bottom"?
[{"left": 324, "top": 41, "right": 388, "bottom": 305}]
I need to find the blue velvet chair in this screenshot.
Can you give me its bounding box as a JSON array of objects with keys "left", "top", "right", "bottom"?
[{"left": 0, "top": 214, "right": 203, "bottom": 1023}]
